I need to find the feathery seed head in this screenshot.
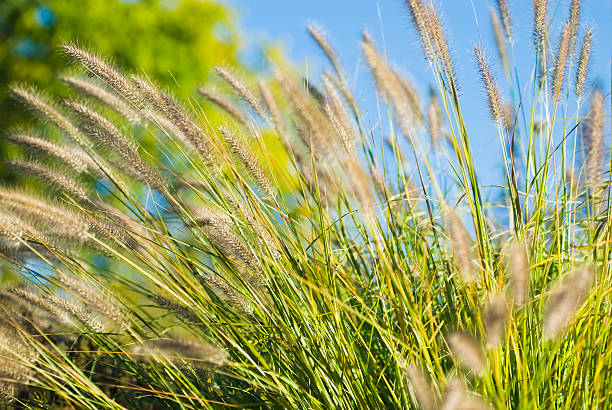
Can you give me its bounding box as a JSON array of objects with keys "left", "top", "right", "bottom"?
[
  {"left": 6, "top": 160, "right": 89, "bottom": 201},
  {"left": 191, "top": 207, "right": 263, "bottom": 284},
  {"left": 362, "top": 33, "right": 415, "bottom": 139},
  {"left": 474, "top": 45, "right": 503, "bottom": 125},
  {"left": 427, "top": 88, "right": 443, "bottom": 147},
  {"left": 218, "top": 126, "right": 275, "bottom": 198},
  {"left": 502, "top": 103, "right": 514, "bottom": 135},
  {"left": 150, "top": 294, "right": 201, "bottom": 324},
  {"left": 259, "top": 80, "right": 287, "bottom": 137},
  {"left": 551, "top": 21, "right": 572, "bottom": 101},
  {"left": 132, "top": 338, "right": 227, "bottom": 368},
  {"left": 0, "top": 188, "right": 89, "bottom": 243},
  {"left": 0, "top": 213, "right": 42, "bottom": 250},
  {"left": 307, "top": 24, "right": 345, "bottom": 78},
  {"left": 533, "top": 0, "right": 548, "bottom": 44},
  {"left": 394, "top": 70, "right": 423, "bottom": 125},
  {"left": 346, "top": 157, "right": 376, "bottom": 219},
  {"left": 483, "top": 294, "right": 509, "bottom": 348},
  {"left": 441, "top": 378, "right": 491, "bottom": 410},
  {"left": 447, "top": 332, "right": 486, "bottom": 375},
  {"left": 201, "top": 273, "right": 252, "bottom": 314},
  {"left": 45, "top": 294, "right": 105, "bottom": 332},
  {"left": 405, "top": 0, "right": 431, "bottom": 59},
  {"left": 61, "top": 76, "right": 141, "bottom": 122},
  {"left": 583, "top": 90, "right": 604, "bottom": 190},
  {"left": 575, "top": 27, "right": 592, "bottom": 98},
  {"left": 274, "top": 66, "right": 333, "bottom": 159},
  {"left": 496, "top": 0, "right": 512, "bottom": 42},
  {"left": 12, "top": 288, "right": 73, "bottom": 327},
  {"left": 490, "top": 7, "right": 510, "bottom": 76},
  {"left": 84, "top": 210, "right": 137, "bottom": 250},
  {"left": 405, "top": 365, "right": 436, "bottom": 410},
  {"left": 447, "top": 210, "right": 476, "bottom": 282},
  {"left": 58, "top": 274, "right": 129, "bottom": 330},
  {"left": 422, "top": 4, "right": 456, "bottom": 84},
  {"left": 62, "top": 43, "right": 143, "bottom": 110},
  {"left": 568, "top": 0, "right": 582, "bottom": 45},
  {"left": 64, "top": 99, "right": 138, "bottom": 152},
  {"left": 508, "top": 240, "right": 529, "bottom": 305},
  {"left": 0, "top": 381, "right": 15, "bottom": 403},
  {"left": 322, "top": 75, "right": 356, "bottom": 154},
  {"left": 0, "top": 327, "right": 37, "bottom": 383},
  {"left": 10, "top": 84, "right": 89, "bottom": 147},
  {"left": 197, "top": 87, "right": 249, "bottom": 126},
  {"left": 5, "top": 129, "right": 91, "bottom": 173},
  {"left": 543, "top": 265, "right": 594, "bottom": 339},
  {"left": 132, "top": 75, "right": 215, "bottom": 163},
  {"left": 325, "top": 69, "right": 357, "bottom": 113},
  {"left": 65, "top": 99, "right": 166, "bottom": 190},
  {"left": 215, "top": 67, "right": 268, "bottom": 120}
]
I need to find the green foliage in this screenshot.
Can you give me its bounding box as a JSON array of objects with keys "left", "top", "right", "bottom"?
[
  {"left": 0, "top": 0, "right": 237, "bottom": 92},
  {"left": 0, "top": 0, "right": 239, "bottom": 180}
]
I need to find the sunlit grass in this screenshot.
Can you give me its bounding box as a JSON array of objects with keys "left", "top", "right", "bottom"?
[{"left": 0, "top": 1, "right": 610, "bottom": 408}]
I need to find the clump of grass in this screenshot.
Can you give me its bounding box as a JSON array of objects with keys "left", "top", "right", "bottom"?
[{"left": 0, "top": 2, "right": 609, "bottom": 408}]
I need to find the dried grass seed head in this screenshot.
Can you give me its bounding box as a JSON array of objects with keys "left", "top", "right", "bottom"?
[
  {"left": 274, "top": 66, "right": 333, "bottom": 159},
  {"left": 201, "top": 273, "right": 252, "bottom": 314},
  {"left": 474, "top": 45, "right": 503, "bottom": 124},
  {"left": 490, "top": 7, "right": 510, "bottom": 75},
  {"left": 6, "top": 160, "right": 89, "bottom": 201},
  {"left": 405, "top": 365, "right": 436, "bottom": 410},
  {"left": 218, "top": 125, "right": 275, "bottom": 198},
  {"left": 533, "top": 0, "right": 549, "bottom": 44},
  {"left": 321, "top": 75, "right": 356, "bottom": 154},
  {"left": 215, "top": 66, "right": 268, "bottom": 120},
  {"left": 306, "top": 24, "right": 345, "bottom": 78},
  {"left": 58, "top": 274, "right": 129, "bottom": 330},
  {"left": 132, "top": 338, "right": 227, "bottom": 368},
  {"left": 191, "top": 207, "right": 263, "bottom": 283},
  {"left": 508, "top": 239, "right": 529, "bottom": 305},
  {"left": 427, "top": 88, "right": 443, "bottom": 147},
  {"left": 361, "top": 33, "right": 414, "bottom": 138},
  {"left": 150, "top": 294, "right": 201, "bottom": 324},
  {"left": 0, "top": 188, "right": 89, "bottom": 243},
  {"left": 583, "top": 90, "right": 604, "bottom": 189},
  {"left": 551, "top": 21, "right": 572, "bottom": 101},
  {"left": 575, "top": 27, "right": 592, "bottom": 98},
  {"left": 496, "top": 0, "right": 512, "bottom": 42},
  {"left": 45, "top": 294, "right": 105, "bottom": 332},
  {"left": 132, "top": 75, "right": 215, "bottom": 163},
  {"left": 5, "top": 128, "right": 92, "bottom": 173},
  {"left": 440, "top": 378, "right": 491, "bottom": 410},
  {"left": 197, "top": 87, "right": 249, "bottom": 126},
  {"left": 10, "top": 84, "right": 89, "bottom": 147},
  {"left": 62, "top": 43, "right": 143, "bottom": 110},
  {"left": 447, "top": 332, "right": 486, "bottom": 375},
  {"left": 259, "top": 80, "right": 287, "bottom": 137},
  {"left": 543, "top": 265, "right": 595, "bottom": 339},
  {"left": 568, "top": 0, "right": 582, "bottom": 46},
  {"left": 483, "top": 294, "right": 509, "bottom": 348},
  {"left": 447, "top": 210, "right": 476, "bottom": 282},
  {"left": 65, "top": 99, "right": 166, "bottom": 190},
  {"left": 61, "top": 75, "right": 141, "bottom": 122}
]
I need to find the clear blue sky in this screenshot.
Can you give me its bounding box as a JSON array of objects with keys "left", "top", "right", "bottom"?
[{"left": 222, "top": 0, "right": 611, "bottom": 189}]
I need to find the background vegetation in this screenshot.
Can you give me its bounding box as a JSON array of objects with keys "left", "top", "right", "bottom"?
[{"left": 0, "top": 0, "right": 239, "bottom": 180}]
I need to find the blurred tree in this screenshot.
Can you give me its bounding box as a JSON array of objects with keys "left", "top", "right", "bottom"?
[{"left": 0, "top": 0, "right": 240, "bottom": 169}]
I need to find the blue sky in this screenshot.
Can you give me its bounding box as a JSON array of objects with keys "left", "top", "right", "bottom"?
[{"left": 222, "top": 0, "right": 611, "bottom": 189}]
